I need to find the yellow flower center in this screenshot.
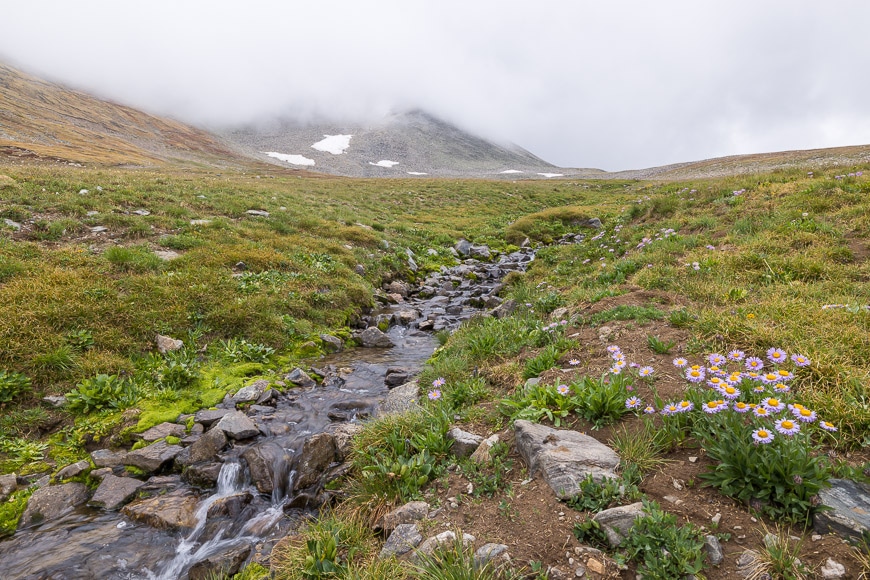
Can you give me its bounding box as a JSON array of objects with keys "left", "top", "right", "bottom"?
[
  {"left": 690, "top": 371, "right": 700, "bottom": 377},
  {"left": 757, "top": 408, "right": 768, "bottom": 414},
  {"left": 736, "top": 402, "right": 747, "bottom": 409},
  {"left": 706, "top": 402, "right": 718, "bottom": 409},
  {"left": 767, "top": 399, "right": 779, "bottom": 407},
  {"left": 757, "top": 430, "right": 768, "bottom": 437},
  {"left": 778, "top": 370, "right": 790, "bottom": 376},
  {"left": 680, "top": 401, "right": 690, "bottom": 408},
  {"left": 800, "top": 409, "right": 812, "bottom": 417},
  {"left": 766, "top": 374, "right": 777, "bottom": 381},
  {"left": 781, "top": 421, "right": 794, "bottom": 429},
  {"left": 710, "top": 366, "right": 720, "bottom": 372},
  {"left": 691, "top": 365, "right": 700, "bottom": 370}
]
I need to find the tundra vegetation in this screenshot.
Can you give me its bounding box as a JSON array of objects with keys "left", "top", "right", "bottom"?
[{"left": 1, "top": 163, "right": 870, "bottom": 578}]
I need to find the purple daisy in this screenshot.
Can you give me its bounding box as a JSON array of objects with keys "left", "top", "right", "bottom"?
[
  {"left": 791, "top": 353, "right": 812, "bottom": 367},
  {"left": 432, "top": 377, "right": 446, "bottom": 388},
  {"left": 767, "top": 348, "right": 788, "bottom": 364},
  {"left": 728, "top": 350, "right": 745, "bottom": 362},
  {"left": 625, "top": 396, "right": 642, "bottom": 409},
  {"left": 733, "top": 401, "right": 751, "bottom": 413},
  {"left": 638, "top": 366, "right": 654, "bottom": 377},
  {"left": 819, "top": 421, "right": 838, "bottom": 432},
  {"left": 775, "top": 418, "right": 800, "bottom": 436},
  {"left": 661, "top": 403, "right": 679, "bottom": 416},
  {"left": 702, "top": 400, "right": 726, "bottom": 414},
  {"left": 428, "top": 389, "right": 442, "bottom": 401},
  {"left": 673, "top": 357, "right": 688, "bottom": 368},
  {"left": 792, "top": 407, "right": 817, "bottom": 423},
  {"left": 557, "top": 384, "right": 571, "bottom": 396},
  {"left": 752, "top": 428, "right": 775, "bottom": 444},
  {"left": 708, "top": 353, "right": 726, "bottom": 366},
  {"left": 762, "top": 398, "right": 786, "bottom": 413},
  {"left": 643, "top": 405, "right": 656, "bottom": 414},
  {"left": 745, "top": 357, "right": 764, "bottom": 371},
  {"left": 685, "top": 367, "right": 706, "bottom": 383}
]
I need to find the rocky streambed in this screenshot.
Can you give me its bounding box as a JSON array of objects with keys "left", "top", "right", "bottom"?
[{"left": 0, "top": 239, "right": 539, "bottom": 580}]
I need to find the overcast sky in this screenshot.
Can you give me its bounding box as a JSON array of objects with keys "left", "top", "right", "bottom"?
[{"left": 2, "top": 1, "right": 870, "bottom": 170}]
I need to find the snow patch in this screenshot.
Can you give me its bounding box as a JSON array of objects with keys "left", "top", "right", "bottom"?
[
  {"left": 312, "top": 134, "right": 352, "bottom": 155},
  {"left": 406, "top": 172, "right": 428, "bottom": 176},
  {"left": 500, "top": 169, "right": 524, "bottom": 174},
  {"left": 368, "top": 160, "right": 400, "bottom": 168},
  {"left": 264, "top": 152, "right": 315, "bottom": 166},
  {"left": 537, "top": 173, "right": 564, "bottom": 178}
]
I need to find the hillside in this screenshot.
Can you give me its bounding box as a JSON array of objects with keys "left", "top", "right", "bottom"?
[
  {"left": 0, "top": 63, "right": 244, "bottom": 166},
  {"left": 217, "top": 110, "right": 564, "bottom": 178}
]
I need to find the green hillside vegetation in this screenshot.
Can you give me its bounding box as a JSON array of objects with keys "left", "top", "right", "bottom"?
[{"left": 2, "top": 162, "right": 870, "bottom": 577}]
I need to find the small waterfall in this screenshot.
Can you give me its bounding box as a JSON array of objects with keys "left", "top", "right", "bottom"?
[{"left": 155, "top": 456, "right": 295, "bottom": 580}]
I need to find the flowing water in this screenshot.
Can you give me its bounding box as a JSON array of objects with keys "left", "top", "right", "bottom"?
[{"left": 0, "top": 247, "right": 536, "bottom": 580}]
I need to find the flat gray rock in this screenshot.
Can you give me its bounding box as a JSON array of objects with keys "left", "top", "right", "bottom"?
[
  {"left": 379, "top": 523, "right": 423, "bottom": 559},
  {"left": 232, "top": 379, "right": 269, "bottom": 403},
  {"left": 376, "top": 501, "right": 429, "bottom": 533},
  {"left": 592, "top": 502, "right": 644, "bottom": 547},
  {"left": 358, "top": 327, "right": 395, "bottom": 348},
  {"left": 55, "top": 460, "right": 91, "bottom": 480},
  {"left": 216, "top": 411, "right": 259, "bottom": 440},
  {"left": 377, "top": 381, "right": 420, "bottom": 416},
  {"left": 122, "top": 489, "right": 198, "bottom": 530},
  {"left": 125, "top": 440, "right": 183, "bottom": 473},
  {"left": 814, "top": 478, "right": 870, "bottom": 539},
  {"left": 20, "top": 483, "right": 89, "bottom": 528},
  {"left": 0, "top": 473, "right": 17, "bottom": 501},
  {"left": 514, "top": 420, "right": 620, "bottom": 499},
  {"left": 91, "top": 448, "right": 128, "bottom": 468},
  {"left": 448, "top": 428, "right": 484, "bottom": 458},
  {"left": 188, "top": 425, "right": 228, "bottom": 463},
  {"left": 140, "top": 421, "right": 185, "bottom": 442},
  {"left": 474, "top": 543, "right": 511, "bottom": 569},
  {"left": 88, "top": 474, "right": 145, "bottom": 510},
  {"left": 285, "top": 368, "right": 316, "bottom": 389},
  {"left": 194, "top": 408, "right": 231, "bottom": 427}
]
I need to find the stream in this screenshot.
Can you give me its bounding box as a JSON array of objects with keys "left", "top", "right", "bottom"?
[{"left": 0, "top": 243, "right": 537, "bottom": 580}]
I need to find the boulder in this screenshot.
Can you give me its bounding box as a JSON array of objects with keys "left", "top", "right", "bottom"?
[
  {"left": 184, "top": 462, "right": 223, "bottom": 488},
  {"left": 448, "top": 428, "right": 484, "bottom": 458},
  {"left": 376, "top": 501, "right": 429, "bottom": 533},
  {"left": 206, "top": 491, "right": 253, "bottom": 519},
  {"left": 474, "top": 543, "right": 511, "bottom": 570},
  {"left": 820, "top": 558, "right": 847, "bottom": 579},
  {"left": 232, "top": 379, "right": 269, "bottom": 404},
  {"left": 122, "top": 489, "right": 199, "bottom": 530},
  {"left": 514, "top": 420, "right": 620, "bottom": 499},
  {"left": 392, "top": 309, "right": 421, "bottom": 326},
  {"left": 413, "top": 531, "right": 475, "bottom": 562},
  {"left": 815, "top": 478, "right": 870, "bottom": 540},
  {"left": 55, "top": 460, "right": 91, "bottom": 480},
  {"left": 140, "top": 421, "right": 185, "bottom": 442},
  {"left": 91, "top": 448, "right": 128, "bottom": 468},
  {"left": 242, "top": 441, "right": 291, "bottom": 495},
  {"left": 470, "top": 434, "right": 500, "bottom": 464},
  {"left": 125, "top": 441, "right": 183, "bottom": 473},
  {"left": 188, "top": 426, "right": 228, "bottom": 464},
  {"left": 490, "top": 299, "right": 517, "bottom": 319},
  {"left": 216, "top": 411, "right": 259, "bottom": 440},
  {"left": 330, "top": 423, "right": 364, "bottom": 462},
  {"left": 358, "top": 327, "right": 395, "bottom": 348},
  {"left": 385, "top": 368, "right": 410, "bottom": 387},
  {"left": 0, "top": 473, "right": 17, "bottom": 501},
  {"left": 319, "top": 334, "right": 343, "bottom": 353},
  {"left": 245, "top": 209, "right": 270, "bottom": 217},
  {"left": 469, "top": 245, "right": 491, "bottom": 260},
  {"left": 20, "top": 483, "right": 89, "bottom": 528},
  {"left": 704, "top": 534, "right": 724, "bottom": 566},
  {"left": 377, "top": 381, "right": 420, "bottom": 416},
  {"left": 188, "top": 545, "right": 251, "bottom": 580},
  {"left": 454, "top": 239, "right": 472, "bottom": 257},
  {"left": 294, "top": 433, "right": 337, "bottom": 490},
  {"left": 591, "top": 502, "right": 644, "bottom": 547},
  {"left": 285, "top": 368, "right": 317, "bottom": 389},
  {"left": 155, "top": 334, "right": 183, "bottom": 354},
  {"left": 88, "top": 474, "right": 145, "bottom": 511},
  {"left": 379, "top": 523, "right": 422, "bottom": 559},
  {"left": 194, "top": 409, "right": 231, "bottom": 427},
  {"left": 387, "top": 280, "right": 410, "bottom": 297}
]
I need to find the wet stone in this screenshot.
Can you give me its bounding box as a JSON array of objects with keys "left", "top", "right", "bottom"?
[
  {"left": 294, "top": 433, "right": 337, "bottom": 490},
  {"left": 184, "top": 462, "right": 223, "bottom": 488},
  {"left": 188, "top": 545, "right": 251, "bottom": 579},
  {"left": 20, "top": 483, "right": 89, "bottom": 528},
  {"left": 125, "top": 440, "right": 183, "bottom": 473},
  {"left": 379, "top": 523, "right": 422, "bottom": 559},
  {"left": 122, "top": 489, "right": 199, "bottom": 531},
  {"left": 88, "top": 474, "right": 145, "bottom": 511},
  {"left": 319, "top": 334, "right": 343, "bottom": 352},
  {"left": 232, "top": 379, "right": 270, "bottom": 403},
  {"left": 91, "top": 448, "right": 128, "bottom": 468},
  {"left": 216, "top": 411, "right": 259, "bottom": 440},
  {"left": 194, "top": 408, "right": 231, "bottom": 427},
  {"left": 243, "top": 441, "right": 291, "bottom": 495},
  {"left": 285, "top": 368, "right": 316, "bottom": 389},
  {"left": 358, "top": 327, "right": 395, "bottom": 348},
  {"left": 55, "top": 460, "right": 90, "bottom": 480}
]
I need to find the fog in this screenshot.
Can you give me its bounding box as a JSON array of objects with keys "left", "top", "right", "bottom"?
[{"left": 2, "top": 0, "right": 870, "bottom": 170}]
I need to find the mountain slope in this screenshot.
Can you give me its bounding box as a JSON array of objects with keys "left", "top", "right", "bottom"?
[
  {"left": 217, "top": 110, "right": 561, "bottom": 177},
  {"left": 0, "top": 63, "right": 242, "bottom": 166}
]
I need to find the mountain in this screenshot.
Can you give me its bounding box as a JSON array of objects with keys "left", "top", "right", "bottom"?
[
  {"left": 216, "top": 110, "right": 562, "bottom": 177},
  {"left": 0, "top": 62, "right": 242, "bottom": 166}
]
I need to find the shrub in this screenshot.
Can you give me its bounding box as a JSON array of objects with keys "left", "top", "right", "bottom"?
[
  {"left": 618, "top": 500, "right": 706, "bottom": 579},
  {"left": 220, "top": 338, "right": 275, "bottom": 363}
]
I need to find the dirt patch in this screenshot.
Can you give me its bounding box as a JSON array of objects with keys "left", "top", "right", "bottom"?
[{"left": 846, "top": 233, "right": 870, "bottom": 263}]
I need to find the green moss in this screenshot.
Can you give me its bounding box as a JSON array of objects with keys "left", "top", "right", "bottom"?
[
  {"left": 165, "top": 435, "right": 181, "bottom": 445},
  {"left": 0, "top": 488, "right": 34, "bottom": 538}
]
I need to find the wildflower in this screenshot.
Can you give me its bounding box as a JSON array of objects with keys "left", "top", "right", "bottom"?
[
  {"left": 775, "top": 418, "right": 800, "bottom": 436},
  {"left": 791, "top": 354, "right": 811, "bottom": 367},
  {"left": 703, "top": 400, "right": 726, "bottom": 414},
  {"left": 692, "top": 262, "right": 700, "bottom": 271},
  {"left": 610, "top": 365, "right": 622, "bottom": 375},
  {"left": 753, "top": 406, "right": 772, "bottom": 418},
  {"left": 706, "top": 245, "right": 715, "bottom": 250},
  {"left": 661, "top": 403, "right": 679, "bottom": 416},
  {"left": 752, "top": 428, "right": 774, "bottom": 444},
  {"left": 793, "top": 474, "right": 803, "bottom": 485},
  {"left": 726, "top": 372, "right": 743, "bottom": 385},
  {"left": 793, "top": 407, "right": 817, "bottom": 423},
  {"left": 745, "top": 357, "right": 764, "bottom": 371},
  {"left": 776, "top": 369, "right": 794, "bottom": 381},
  {"left": 752, "top": 384, "right": 766, "bottom": 393},
  {"left": 613, "top": 352, "right": 626, "bottom": 363},
  {"left": 733, "top": 401, "right": 751, "bottom": 413},
  {"left": 720, "top": 386, "right": 741, "bottom": 400},
  {"left": 763, "top": 398, "right": 786, "bottom": 412},
  {"left": 707, "top": 365, "right": 724, "bottom": 376},
  {"left": 613, "top": 359, "right": 627, "bottom": 369},
  {"left": 625, "top": 396, "right": 642, "bottom": 409},
  {"left": 432, "top": 377, "right": 446, "bottom": 388},
  {"left": 673, "top": 357, "right": 688, "bottom": 368},
  {"left": 728, "top": 350, "right": 745, "bottom": 362},
  {"left": 746, "top": 371, "right": 761, "bottom": 381},
  {"left": 638, "top": 366, "right": 654, "bottom": 377},
  {"left": 746, "top": 313, "right": 755, "bottom": 320},
  {"left": 819, "top": 421, "right": 838, "bottom": 432},
  {"left": 607, "top": 345, "right": 622, "bottom": 356},
  {"left": 643, "top": 405, "right": 656, "bottom": 414},
  {"left": 773, "top": 383, "right": 791, "bottom": 394},
  {"left": 677, "top": 400, "right": 694, "bottom": 412},
  {"left": 707, "top": 376, "right": 724, "bottom": 388},
  {"left": 685, "top": 368, "right": 705, "bottom": 383},
  {"left": 761, "top": 372, "right": 780, "bottom": 385},
  {"left": 767, "top": 347, "right": 788, "bottom": 364},
  {"left": 708, "top": 353, "right": 726, "bottom": 366},
  {"left": 569, "top": 358, "right": 580, "bottom": 366},
  {"left": 428, "top": 389, "right": 442, "bottom": 401}
]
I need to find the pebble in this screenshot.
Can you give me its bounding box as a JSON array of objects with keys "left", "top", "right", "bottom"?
[
  {"left": 688, "top": 456, "right": 698, "bottom": 463},
  {"left": 711, "top": 513, "right": 722, "bottom": 525},
  {"left": 812, "top": 534, "right": 823, "bottom": 542}
]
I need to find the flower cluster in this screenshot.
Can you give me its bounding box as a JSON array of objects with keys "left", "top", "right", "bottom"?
[{"left": 428, "top": 377, "right": 445, "bottom": 401}]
